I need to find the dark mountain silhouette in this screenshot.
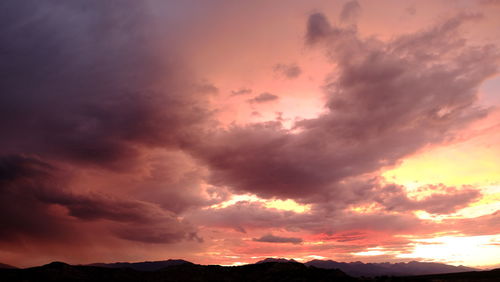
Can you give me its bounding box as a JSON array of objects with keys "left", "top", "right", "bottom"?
[
  {"left": 0, "top": 262, "right": 17, "bottom": 269},
  {"left": 305, "top": 259, "right": 478, "bottom": 277},
  {"left": 0, "top": 261, "right": 355, "bottom": 282},
  {"left": 0, "top": 260, "right": 498, "bottom": 282},
  {"left": 256, "top": 258, "right": 298, "bottom": 264},
  {"left": 88, "top": 259, "right": 192, "bottom": 271}
]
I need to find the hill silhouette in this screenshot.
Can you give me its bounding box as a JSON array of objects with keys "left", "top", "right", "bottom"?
[
  {"left": 0, "top": 262, "right": 16, "bottom": 269},
  {"left": 256, "top": 258, "right": 299, "bottom": 264},
  {"left": 305, "top": 259, "right": 477, "bottom": 277},
  {"left": 0, "top": 261, "right": 354, "bottom": 282},
  {"left": 88, "top": 259, "right": 192, "bottom": 271},
  {"left": 0, "top": 260, "right": 498, "bottom": 282}
]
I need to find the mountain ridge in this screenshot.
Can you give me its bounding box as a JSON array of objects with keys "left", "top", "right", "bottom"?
[
  {"left": 0, "top": 260, "right": 498, "bottom": 282},
  {"left": 305, "top": 259, "right": 478, "bottom": 277},
  {"left": 0, "top": 263, "right": 17, "bottom": 269},
  {"left": 86, "top": 257, "right": 479, "bottom": 277},
  {"left": 0, "top": 260, "right": 355, "bottom": 282},
  {"left": 87, "top": 259, "right": 192, "bottom": 271}
]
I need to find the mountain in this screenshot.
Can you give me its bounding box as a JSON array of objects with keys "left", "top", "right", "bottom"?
[
  {"left": 0, "top": 261, "right": 355, "bottom": 282},
  {"left": 305, "top": 259, "right": 478, "bottom": 277},
  {"left": 88, "top": 259, "right": 192, "bottom": 271},
  {"left": 0, "top": 260, "right": 498, "bottom": 282},
  {"left": 0, "top": 263, "right": 17, "bottom": 269},
  {"left": 256, "top": 258, "right": 298, "bottom": 264}
]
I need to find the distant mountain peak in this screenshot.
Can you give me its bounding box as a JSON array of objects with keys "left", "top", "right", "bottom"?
[
  {"left": 39, "top": 261, "right": 71, "bottom": 269},
  {"left": 88, "top": 259, "right": 193, "bottom": 271},
  {"left": 0, "top": 263, "right": 17, "bottom": 269},
  {"left": 305, "top": 259, "right": 479, "bottom": 277},
  {"left": 255, "top": 258, "right": 299, "bottom": 264}
]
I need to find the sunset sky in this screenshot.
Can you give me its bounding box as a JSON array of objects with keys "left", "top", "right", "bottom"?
[{"left": 1, "top": 0, "right": 499, "bottom": 269}]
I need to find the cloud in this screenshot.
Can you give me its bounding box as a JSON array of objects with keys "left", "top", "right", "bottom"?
[
  {"left": 273, "top": 63, "right": 302, "bottom": 79},
  {"left": 188, "top": 200, "right": 423, "bottom": 236},
  {"left": 192, "top": 13, "right": 498, "bottom": 203},
  {"left": 305, "top": 13, "right": 332, "bottom": 44},
  {"left": 0, "top": 1, "right": 212, "bottom": 249},
  {"left": 340, "top": 0, "right": 361, "bottom": 24},
  {"left": 253, "top": 234, "right": 303, "bottom": 244},
  {"left": 480, "top": 0, "right": 500, "bottom": 5},
  {"left": 448, "top": 211, "right": 500, "bottom": 236},
  {"left": 326, "top": 231, "right": 367, "bottom": 242},
  {"left": 406, "top": 6, "right": 416, "bottom": 16},
  {"left": 231, "top": 88, "right": 253, "bottom": 96},
  {"left": 0, "top": 1, "right": 212, "bottom": 169},
  {"left": 247, "top": 92, "right": 280, "bottom": 103},
  {"left": 372, "top": 184, "right": 481, "bottom": 214},
  {"left": 197, "top": 83, "right": 219, "bottom": 94},
  {"left": 0, "top": 154, "right": 201, "bottom": 245},
  {"left": 0, "top": 155, "right": 70, "bottom": 242},
  {"left": 112, "top": 225, "right": 202, "bottom": 244}
]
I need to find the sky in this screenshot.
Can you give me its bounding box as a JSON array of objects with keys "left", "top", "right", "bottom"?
[{"left": 0, "top": 0, "right": 499, "bottom": 269}]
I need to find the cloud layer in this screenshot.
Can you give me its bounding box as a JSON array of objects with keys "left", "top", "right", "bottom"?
[
  {"left": 193, "top": 13, "right": 497, "bottom": 203},
  {"left": 0, "top": 0, "right": 498, "bottom": 267}
]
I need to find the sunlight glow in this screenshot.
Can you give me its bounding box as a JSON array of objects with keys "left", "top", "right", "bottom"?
[
  {"left": 209, "top": 194, "right": 311, "bottom": 213},
  {"left": 383, "top": 144, "right": 500, "bottom": 188},
  {"left": 397, "top": 235, "right": 500, "bottom": 266},
  {"left": 264, "top": 199, "right": 311, "bottom": 213},
  {"left": 349, "top": 203, "right": 384, "bottom": 214},
  {"left": 353, "top": 250, "right": 387, "bottom": 256}
]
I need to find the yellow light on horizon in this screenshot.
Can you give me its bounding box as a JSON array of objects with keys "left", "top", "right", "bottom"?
[
  {"left": 383, "top": 143, "right": 500, "bottom": 188},
  {"left": 397, "top": 235, "right": 500, "bottom": 267},
  {"left": 353, "top": 250, "right": 387, "bottom": 256}
]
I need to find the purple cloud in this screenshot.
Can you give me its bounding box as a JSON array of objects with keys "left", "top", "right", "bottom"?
[{"left": 253, "top": 234, "right": 303, "bottom": 244}]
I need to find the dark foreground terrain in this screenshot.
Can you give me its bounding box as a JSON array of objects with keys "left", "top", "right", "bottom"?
[
  {"left": 373, "top": 268, "right": 500, "bottom": 282},
  {"left": 0, "top": 261, "right": 353, "bottom": 282},
  {"left": 0, "top": 261, "right": 498, "bottom": 282}
]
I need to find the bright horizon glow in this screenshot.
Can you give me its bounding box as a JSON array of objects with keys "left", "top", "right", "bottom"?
[{"left": 397, "top": 235, "right": 500, "bottom": 267}]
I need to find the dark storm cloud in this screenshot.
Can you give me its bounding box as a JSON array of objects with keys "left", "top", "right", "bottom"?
[
  {"left": 247, "top": 92, "right": 280, "bottom": 103},
  {"left": 339, "top": 0, "right": 361, "bottom": 24},
  {"left": 0, "top": 154, "right": 200, "bottom": 244},
  {"left": 191, "top": 13, "right": 498, "bottom": 202},
  {"left": 0, "top": 154, "right": 54, "bottom": 183},
  {"left": 39, "top": 189, "right": 169, "bottom": 223},
  {"left": 0, "top": 0, "right": 211, "bottom": 169},
  {"left": 0, "top": 155, "right": 69, "bottom": 241},
  {"left": 273, "top": 63, "right": 302, "bottom": 79},
  {"left": 41, "top": 190, "right": 199, "bottom": 244},
  {"left": 113, "top": 226, "right": 202, "bottom": 244},
  {"left": 129, "top": 152, "right": 229, "bottom": 214},
  {"left": 253, "top": 234, "right": 303, "bottom": 244},
  {"left": 0, "top": 0, "right": 207, "bottom": 246}
]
